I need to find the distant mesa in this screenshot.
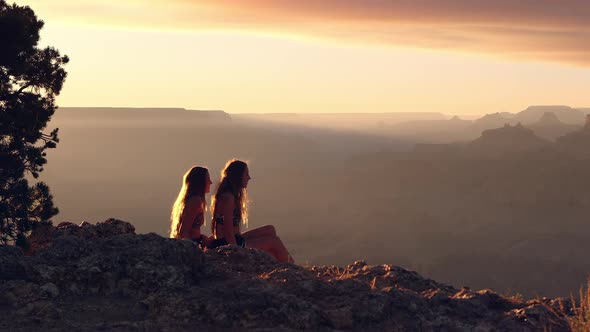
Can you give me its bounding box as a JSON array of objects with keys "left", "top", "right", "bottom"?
[
  {"left": 474, "top": 106, "right": 587, "bottom": 130},
  {"left": 533, "top": 112, "right": 563, "bottom": 127},
  {"left": 232, "top": 112, "right": 449, "bottom": 132},
  {"left": 447, "top": 115, "right": 473, "bottom": 126},
  {"left": 555, "top": 114, "right": 590, "bottom": 155},
  {"left": 238, "top": 112, "right": 445, "bottom": 124},
  {"left": 527, "top": 112, "right": 581, "bottom": 141},
  {"left": 236, "top": 113, "right": 300, "bottom": 118},
  {"left": 381, "top": 109, "right": 579, "bottom": 144},
  {"left": 52, "top": 107, "right": 231, "bottom": 126},
  {"left": 473, "top": 112, "right": 515, "bottom": 128},
  {"left": 231, "top": 112, "right": 300, "bottom": 125},
  {"left": 411, "top": 122, "right": 551, "bottom": 157},
  {"left": 410, "top": 117, "right": 588, "bottom": 158},
  {"left": 466, "top": 106, "right": 588, "bottom": 142},
  {"left": 469, "top": 122, "right": 550, "bottom": 153},
  {"left": 388, "top": 116, "right": 472, "bottom": 134},
  {"left": 514, "top": 105, "right": 585, "bottom": 125}
]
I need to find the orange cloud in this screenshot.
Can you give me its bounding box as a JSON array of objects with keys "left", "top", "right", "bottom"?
[
  {"left": 179, "top": 0, "right": 590, "bottom": 65},
  {"left": 187, "top": 0, "right": 589, "bottom": 27},
  {"left": 28, "top": 0, "right": 590, "bottom": 66}
]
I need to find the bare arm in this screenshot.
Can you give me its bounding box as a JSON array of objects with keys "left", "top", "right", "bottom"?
[
  {"left": 178, "top": 196, "right": 203, "bottom": 239},
  {"left": 217, "top": 193, "right": 237, "bottom": 245}
]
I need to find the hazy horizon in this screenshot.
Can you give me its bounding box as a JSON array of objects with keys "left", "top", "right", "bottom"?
[
  {"left": 55, "top": 105, "right": 590, "bottom": 120},
  {"left": 39, "top": 106, "right": 590, "bottom": 298},
  {"left": 16, "top": 0, "right": 590, "bottom": 115}
]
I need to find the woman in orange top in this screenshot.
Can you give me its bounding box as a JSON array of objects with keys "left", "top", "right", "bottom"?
[{"left": 170, "top": 166, "right": 213, "bottom": 248}]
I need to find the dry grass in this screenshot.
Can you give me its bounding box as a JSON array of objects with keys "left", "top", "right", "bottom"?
[
  {"left": 501, "top": 289, "right": 525, "bottom": 305},
  {"left": 308, "top": 265, "right": 358, "bottom": 282},
  {"left": 566, "top": 278, "right": 590, "bottom": 332},
  {"left": 324, "top": 265, "right": 355, "bottom": 280}
]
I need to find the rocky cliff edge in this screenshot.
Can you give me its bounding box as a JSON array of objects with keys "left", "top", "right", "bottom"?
[{"left": 0, "top": 219, "right": 573, "bottom": 331}]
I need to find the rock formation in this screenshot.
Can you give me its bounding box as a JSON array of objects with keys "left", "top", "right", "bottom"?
[
  {"left": 473, "top": 106, "right": 586, "bottom": 130},
  {"left": 0, "top": 219, "right": 573, "bottom": 331},
  {"left": 555, "top": 114, "right": 590, "bottom": 155},
  {"left": 528, "top": 112, "right": 580, "bottom": 141},
  {"left": 535, "top": 112, "right": 563, "bottom": 126},
  {"left": 514, "top": 106, "right": 586, "bottom": 125},
  {"left": 469, "top": 123, "right": 550, "bottom": 156},
  {"left": 474, "top": 112, "right": 516, "bottom": 129}
]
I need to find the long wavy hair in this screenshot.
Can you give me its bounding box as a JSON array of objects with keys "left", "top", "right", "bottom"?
[
  {"left": 211, "top": 159, "right": 249, "bottom": 231},
  {"left": 170, "top": 166, "right": 209, "bottom": 238}
]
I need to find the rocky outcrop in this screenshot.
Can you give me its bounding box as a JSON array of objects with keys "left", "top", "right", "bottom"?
[
  {"left": 0, "top": 220, "right": 572, "bottom": 331},
  {"left": 25, "top": 219, "right": 136, "bottom": 255}
]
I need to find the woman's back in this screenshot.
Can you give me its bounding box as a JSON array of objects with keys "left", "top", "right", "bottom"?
[
  {"left": 178, "top": 195, "right": 204, "bottom": 239},
  {"left": 170, "top": 165, "right": 212, "bottom": 248}
]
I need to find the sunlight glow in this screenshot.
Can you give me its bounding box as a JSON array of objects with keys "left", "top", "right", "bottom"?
[{"left": 15, "top": 0, "right": 590, "bottom": 114}]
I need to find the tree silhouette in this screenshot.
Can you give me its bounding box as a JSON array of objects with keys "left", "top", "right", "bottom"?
[{"left": 0, "top": 0, "right": 68, "bottom": 246}]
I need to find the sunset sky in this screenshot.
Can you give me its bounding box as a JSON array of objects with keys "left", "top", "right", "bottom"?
[{"left": 18, "top": 0, "right": 590, "bottom": 115}]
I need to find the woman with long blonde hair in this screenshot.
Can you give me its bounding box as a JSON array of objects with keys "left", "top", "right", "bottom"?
[
  {"left": 170, "top": 166, "right": 212, "bottom": 248},
  {"left": 209, "top": 159, "right": 293, "bottom": 263}
]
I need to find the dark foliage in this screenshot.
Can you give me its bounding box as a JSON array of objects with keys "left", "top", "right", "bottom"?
[{"left": 0, "top": 0, "right": 68, "bottom": 245}]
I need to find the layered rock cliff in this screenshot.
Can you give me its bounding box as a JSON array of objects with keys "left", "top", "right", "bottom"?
[{"left": 0, "top": 219, "right": 573, "bottom": 331}]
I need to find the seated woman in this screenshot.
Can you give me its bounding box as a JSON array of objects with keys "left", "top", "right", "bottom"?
[
  {"left": 208, "top": 159, "right": 294, "bottom": 263},
  {"left": 169, "top": 166, "right": 213, "bottom": 248}
]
